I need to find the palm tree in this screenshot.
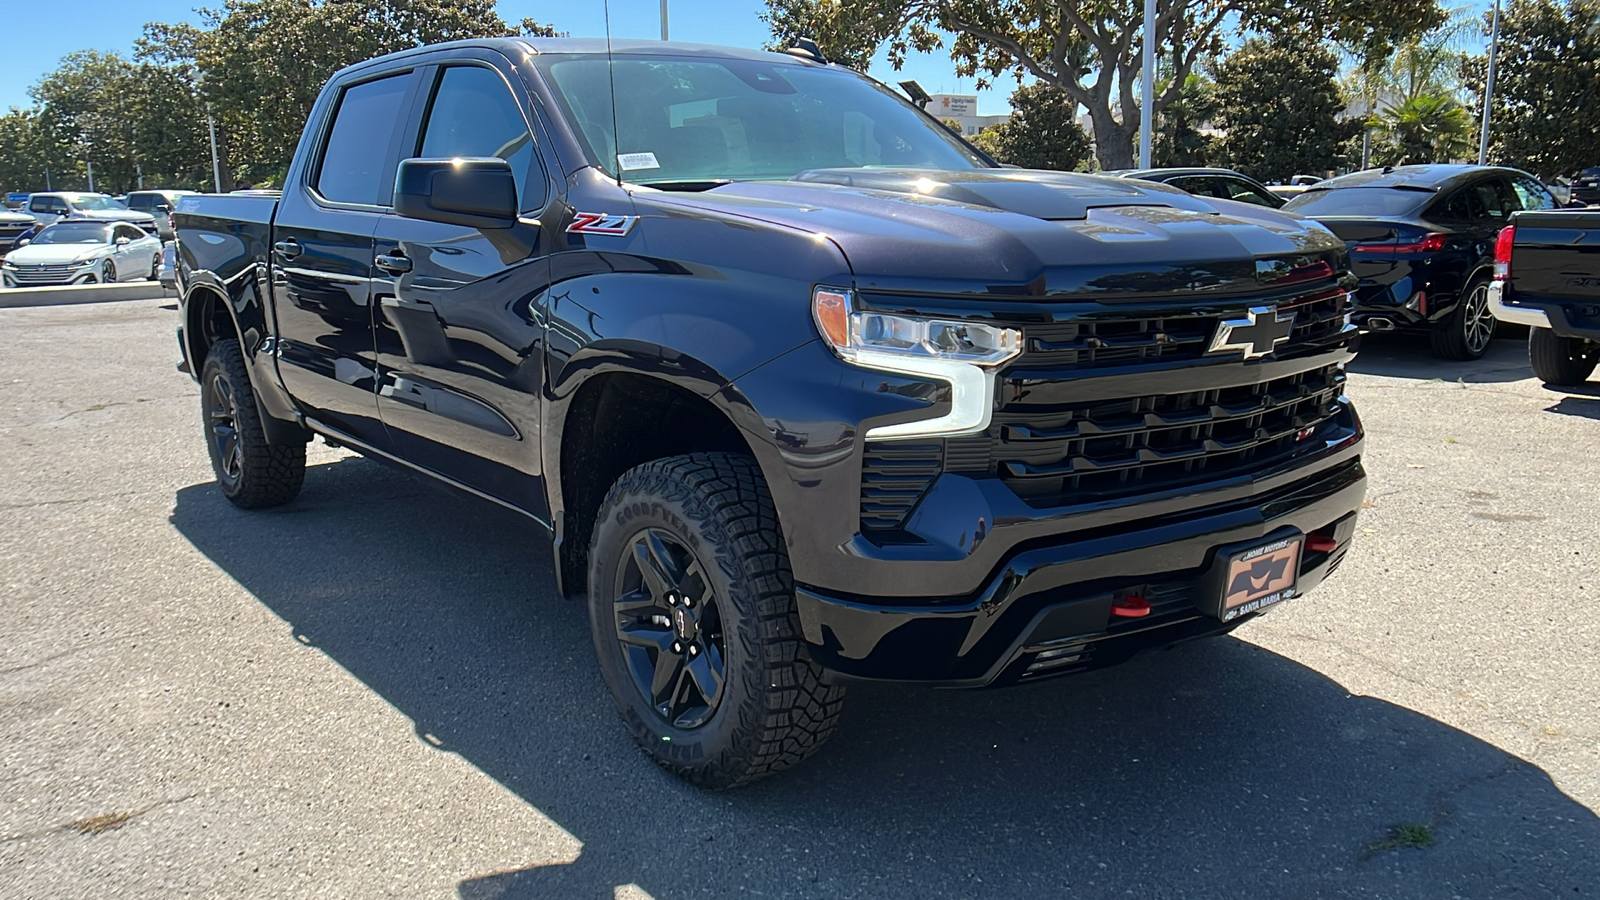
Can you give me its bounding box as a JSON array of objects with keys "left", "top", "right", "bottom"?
[
  {"left": 1342, "top": 4, "right": 1480, "bottom": 166},
  {"left": 1377, "top": 93, "right": 1476, "bottom": 163}
]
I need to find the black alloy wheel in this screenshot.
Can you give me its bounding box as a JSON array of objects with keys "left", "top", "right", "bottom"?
[
  {"left": 149, "top": 253, "right": 160, "bottom": 280},
  {"left": 1529, "top": 326, "right": 1600, "bottom": 386},
  {"left": 205, "top": 368, "right": 245, "bottom": 490},
  {"left": 613, "top": 528, "right": 727, "bottom": 729},
  {"left": 1432, "top": 277, "right": 1496, "bottom": 360},
  {"left": 588, "top": 453, "right": 846, "bottom": 788},
  {"left": 197, "top": 339, "right": 306, "bottom": 508},
  {"left": 100, "top": 259, "right": 116, "bottom": 284}
]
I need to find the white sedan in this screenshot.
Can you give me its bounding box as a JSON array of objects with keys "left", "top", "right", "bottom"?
[{"left": 1, "top": 220, "right": 163, "bottom": 288}]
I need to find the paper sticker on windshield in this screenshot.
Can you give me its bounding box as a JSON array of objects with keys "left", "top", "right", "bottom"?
[{"left": 617, "top": 152, "right": 660, "bottom": 171}]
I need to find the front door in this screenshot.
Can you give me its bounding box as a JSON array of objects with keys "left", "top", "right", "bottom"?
[
  {"left": 271, "top": 70, "right": 419, "bottom": 446},
  {"left": 372, "top": 60, "right": 555, "bottom": 513}
]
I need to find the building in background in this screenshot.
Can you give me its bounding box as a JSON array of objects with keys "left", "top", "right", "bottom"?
[{"left": 922, "top": 94, "right": 1010, "bottom": 137}]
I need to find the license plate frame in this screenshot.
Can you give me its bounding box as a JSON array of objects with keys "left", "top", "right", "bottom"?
[{"left": 1215, "top": 536, "right": 1302, "bottom": 622}]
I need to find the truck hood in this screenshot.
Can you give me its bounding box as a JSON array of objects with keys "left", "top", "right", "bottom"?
[
  {"left": 4, "top": 244, "right": 108, "bottom": 265},
  {"left": 644, "top": 168, "right": 1345, "bottom": 298}
]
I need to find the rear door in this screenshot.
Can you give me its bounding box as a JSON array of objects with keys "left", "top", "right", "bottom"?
[
  {"left": 28, "top": 195, "right": 66, "bottom": 226},
  {"left": 371, "top": 55, "right": 556, "bottom": 512},
  {"left": 271, "top": 68, "right": 421, "bottom": 446}
]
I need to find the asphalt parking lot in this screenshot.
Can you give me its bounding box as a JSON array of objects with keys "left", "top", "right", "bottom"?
[{"left": 2, "top": 298, "right": 1596, "bottom": 899}]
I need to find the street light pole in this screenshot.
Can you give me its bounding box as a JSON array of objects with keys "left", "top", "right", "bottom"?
[
  {"left": 660, "top": 0, "right": 668, "bottom": 40},
  {"left": 1477, "top": 0, "right": 1501, "bottom": 166},
  {"left": 1138, "top": 0, "right": 1155, "bottom": 168},
  {"left": 86, "top": 158, "right": 95, "bottom": 193},
  {"left": 207, "top": 104, "right": 222, "bottom": 193}
]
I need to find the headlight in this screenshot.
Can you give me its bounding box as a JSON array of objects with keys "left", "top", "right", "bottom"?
[{"left": 813, "top": 287, "right": 1021, "bottom": 440}]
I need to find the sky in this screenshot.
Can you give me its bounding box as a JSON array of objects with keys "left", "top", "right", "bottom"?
[{"left": 0, "top": 0, "right": 1014, "bottom": 115}]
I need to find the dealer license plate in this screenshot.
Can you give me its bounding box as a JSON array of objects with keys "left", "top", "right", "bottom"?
[{"left": 1219, "top": 536, "right": 1301, "bottom": 621}]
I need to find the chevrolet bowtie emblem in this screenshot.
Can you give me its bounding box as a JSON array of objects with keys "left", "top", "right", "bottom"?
[{"left": 1208, "top": 306, "right": 1295, "bottom": 359}]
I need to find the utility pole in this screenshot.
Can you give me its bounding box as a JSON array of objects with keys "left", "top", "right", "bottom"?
[
  {"left": 45, "top": 166, "right": 52, "bottom": 191},
  {"left": 1138, "top": 0, "right": 1155, "bottom": 168},
  {"left": 136, "top": 161, "right": 144, "bottom": 190},
  {"left": 87, "top": 159, "right": 95, "bottom": 193},
  {"left": 1478, "top": 0, "right": 1502, "bottom": 166},
  {"left": 207, "top": 104, "right": 223, "bottom": 193},
  {"left": 660, "top": 0, "right": 668, "bottom": 40}
]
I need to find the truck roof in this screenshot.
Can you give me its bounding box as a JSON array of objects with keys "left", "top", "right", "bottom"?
[{"left": 339, "top": 37, "right": 822, "bottom": 79}]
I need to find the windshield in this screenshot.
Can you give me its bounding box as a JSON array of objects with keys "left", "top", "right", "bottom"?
[
  {"left": 536, "top": 54, "right": 988, "bottom": 184},
  {"left": 1283, "top": 187, "right": 1432, "bottom": 218},
  {"left": 32, "top": 222, "right": 112, "bottom": 244},
  {"left": 66, "top": 195, "right": 125, "bottom": 211}
]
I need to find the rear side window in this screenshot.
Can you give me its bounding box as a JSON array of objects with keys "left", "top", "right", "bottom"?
[
  {"left": 317, "top": 74, "right": 412, "bottom": 206},
  {"left": 1510, "top": 176, "right": 1556, "bottom": 212},
  {"left": 126, "top": 195, "right": 153, "bottom": 211},
  {"left": 30, "top": 197, "right": 65, "bottom": 214},
  {"left": 417, "top": 65, "right": 542, "bottom": 207}
]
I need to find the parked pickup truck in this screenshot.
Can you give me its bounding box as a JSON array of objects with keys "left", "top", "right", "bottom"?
[
  {"left": 174, "top": 38, "right": 1366, "bottom": 787},
  {"left": 1489, "top": 210, "right": 1600, "bottom": 385}
]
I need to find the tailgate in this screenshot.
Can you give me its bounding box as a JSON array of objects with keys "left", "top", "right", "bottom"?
[{"left": 1510, "top": 211, "right": 1600, "bottom": 304}]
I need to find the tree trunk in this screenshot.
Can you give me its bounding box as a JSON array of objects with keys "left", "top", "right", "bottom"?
[{"left": 1088, "top": 106, "right": 1137, "bottom": 170}]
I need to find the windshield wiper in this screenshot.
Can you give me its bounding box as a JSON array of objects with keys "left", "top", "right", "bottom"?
[{"left": 633, "top": 180, "right": 732, "bottom": 192}]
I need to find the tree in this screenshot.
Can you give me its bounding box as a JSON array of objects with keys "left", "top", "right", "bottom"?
[
  {"left": 763, "top": 0, "right": 1443, "bottom": 170},
  {"left": 0, "top": 109, "right": 70, "bottom": 192},
  {"left": 1153, "top": 70, "right": 1217, "bottom": 167},
  {"left": 135, "top": 0, "right": 560, "bottom": 188},
  {"left": 1373, "top": 93, "right": 1474, "bottom": 164},
  {"left": 1473, "top": 0, "right": 1600, "bottom": 176},
  {"left": 969, "top": 82, "right": 1090, "bottom": 171},
  {"left": 1212, "top": 33, "right": 1359, "bottom": 182}
]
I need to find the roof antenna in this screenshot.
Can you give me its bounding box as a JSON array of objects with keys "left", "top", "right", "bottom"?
[{"left": 603, "top": 0, "right": 622, "bottom": 187}]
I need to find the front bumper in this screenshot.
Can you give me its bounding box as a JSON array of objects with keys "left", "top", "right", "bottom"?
[{"left": 797, "top": 457, "right": 1365, "bottom": 686}]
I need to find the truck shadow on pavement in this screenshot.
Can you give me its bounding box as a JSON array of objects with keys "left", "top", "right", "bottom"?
[
  {"left": 1349, "top": 333, "right": 1532, "bottom": 383},
  {"left": 171, "top": 458, "right": 1600, "bottom": 900}
]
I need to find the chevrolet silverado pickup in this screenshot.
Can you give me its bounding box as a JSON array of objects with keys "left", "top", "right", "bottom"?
[
  {"left": 174, "top": 38, "right": 1366, "bottom": 787},
  {"left": 1489, "top": 210, "right": 1600, "bottom": 385}
]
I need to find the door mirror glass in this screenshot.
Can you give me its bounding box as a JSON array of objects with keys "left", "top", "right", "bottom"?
[{"left": 393, "top": 157, "right": 518, "bottom": 229}]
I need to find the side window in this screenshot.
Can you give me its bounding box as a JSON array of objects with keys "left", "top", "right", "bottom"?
[
  {"left": 417, "top": 65, "right": 542, "bottom": 208},
  {"left": 114, "top": 225, "right": 135, "bottom": 242},
  {"left": 1469, "top": 181, "right": 1505, "bottom": 219},
  {"left": 1221, "top": 177, "right": 1277, "bottom": 207},
  {"left": 316, "top": 74, "right": 412, "bottom": 206},
  {"left": 127, "top": 195, "right": 150, "bottom": 211},
  {"left": 1511, "top": 176, "right": 1555, "bottom": 211}
]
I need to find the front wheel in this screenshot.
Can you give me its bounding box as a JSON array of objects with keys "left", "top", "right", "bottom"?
[
  {"left": 148, "top": 253, "right": 160, "bottom": 281},
  {"left": 199, "top": 339, "right": 306, "bottom": 508},
  {"left": 100, "top": 259, "right": 116, "bottom": 284},
  {"left": 1529, "top": 326, "right": 1599, "bottom": 386},
  {"left": 1431, "top": 277, "right": 1497, "bottom": 360},
  {"left": 588, "top": 453, "right": 845, "bottom": 789}
]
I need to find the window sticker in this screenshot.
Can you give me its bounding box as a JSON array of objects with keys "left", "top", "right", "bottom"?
[{"left": 617, "top": 152, "right": 661, "bottom": 171}]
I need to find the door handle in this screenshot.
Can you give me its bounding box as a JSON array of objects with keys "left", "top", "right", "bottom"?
[
  {"left": 375, "top": 252, "right": 412, "bottom": 274},
  {"left": 272, "top": 239, "right": 301, "bottom": 260}
]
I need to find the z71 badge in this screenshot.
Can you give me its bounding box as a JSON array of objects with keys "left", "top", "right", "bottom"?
[{"left": 566, "top": 212, "right": 639, "bottom": 236}]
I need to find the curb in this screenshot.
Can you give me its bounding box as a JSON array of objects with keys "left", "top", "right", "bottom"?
[{"left": 0, "top": 283, "right": 173, "bottom": 309}]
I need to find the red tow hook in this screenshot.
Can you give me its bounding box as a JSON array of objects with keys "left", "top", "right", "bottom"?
[
  {"left": 1110, "top": 594, "right": 1151, "bottom": 618},
  {"left": 1306, "top": 534, "right": 1339, "bottom": 554}
]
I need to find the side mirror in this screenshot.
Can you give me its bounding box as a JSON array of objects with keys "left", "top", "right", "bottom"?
[
  {"left": 16, "top": 238, "right": 28, "bottom": 246},
  {"left": 394, "top": 157, "right": 518, "bottom": 230},
  {"left": 115, "top": 236, "right": 131, "bottom": 245}
]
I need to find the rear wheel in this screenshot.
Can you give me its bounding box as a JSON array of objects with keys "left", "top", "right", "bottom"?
[
  {"left": 1431, "top": 277, "right": 1497, "bottom": 360},
  {"left": 199, "top": 339, "right": 306, "bottom": 508},
  {"left": 1529, "top": 326, "right": 1599, "bottom": 386},
  {"left": 588, "top": 452, "right": 845, "bottom": 789}
]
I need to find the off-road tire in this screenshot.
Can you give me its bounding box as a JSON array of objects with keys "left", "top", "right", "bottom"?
[
  {"left": 1431, "top": 276, "right": 1496, "bottom": 360},
  {"left": 199, "top": 339, "right": 306, "bottom": 508},
  {"left": 588, "top": 452, "right": 845, "bottom": 789},
  {"left": 1529, "top": 326, "right": 1599, "bottom": 386}
]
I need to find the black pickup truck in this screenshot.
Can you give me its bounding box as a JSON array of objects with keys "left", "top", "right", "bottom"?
[
  {"left": 1489, "top": 210, "right": 1600, "bottom": 385},
  {"left": 174, "top": 38, "right": 1366, "bottom": 787}
]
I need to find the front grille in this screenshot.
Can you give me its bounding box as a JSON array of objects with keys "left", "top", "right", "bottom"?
[
  {"left": 995, "top": 364, "right": 1349, "bottom": 508},
  {"left": 5, "top": 263, "right": 80, "bottom": 285},
  {"left": 1016, "top": 287, "right": 1351, "bottom": 370}
]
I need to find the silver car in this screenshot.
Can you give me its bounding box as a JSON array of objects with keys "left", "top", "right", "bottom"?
[{"left": 1, "top": 220, "right": 163, "bottom": 287}]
